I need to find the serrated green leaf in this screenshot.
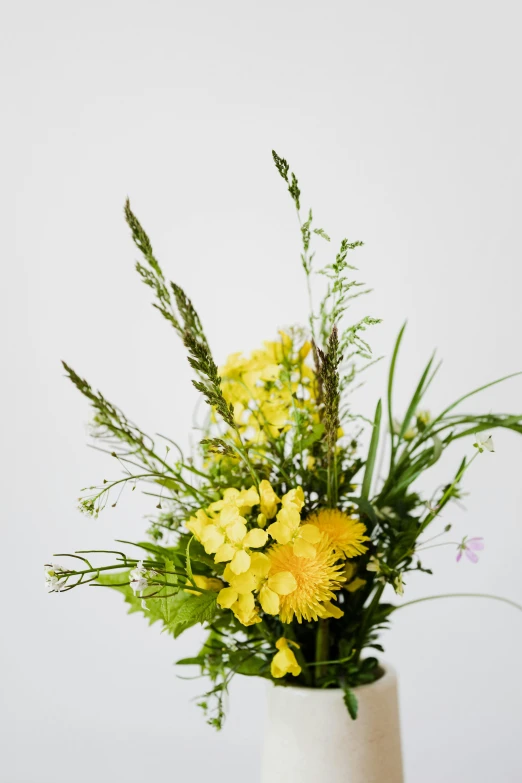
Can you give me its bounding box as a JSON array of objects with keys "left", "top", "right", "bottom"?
[
  {"left": 171, "top": 592, "right": 217, "bottom": 636},
  {"left": 96, "top": 570, "right": 191, "bottom": 636}
]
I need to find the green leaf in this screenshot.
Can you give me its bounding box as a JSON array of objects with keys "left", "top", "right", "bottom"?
[
  {"left": 229, "top": 654, "right": 268, "bottom": 676},
  {"left": 343, "top": 686, "right": 359, "bottom": 720},
  {"left": 96, "top": 570, "right": 191, "bottom": 636},
  {"left": 346, "top": 495, "right": 378, "bottom": 525},
  {"left": 435, "top": 371, "right": 522, "bottom": 423},
  {"left": 171, "top": 592, "right": 218, "bottom": 636},
  {"left": 176, "top": 656, "right": 206, "bottom": 666},
  {"left": 387, "top": 322, "right": 406, "bottom": 463},
  {"left": 299, "top": 422, "right": 325, "bottom": 450},
  {"left": 399, "top": 352, "right": 436, "bottom": 440},
  {"left": 430, "top": 434, "right": 443, "bottom": 465},
  {"left": 361, "top": 399, "right": 382, "bottom": 500},
  {"left": 186, "top": 536, "right": 195, "bottom": 585}
]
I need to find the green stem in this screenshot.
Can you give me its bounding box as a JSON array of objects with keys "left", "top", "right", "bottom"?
[
  {"left": 315, "top": 619, "right": 330, "bottom": 682},
  {"left": 393, "top": 593, "right": 522, "bottom": 613},
  {"left": 418, "top": 451, "right": 479, "bottom": 535}
]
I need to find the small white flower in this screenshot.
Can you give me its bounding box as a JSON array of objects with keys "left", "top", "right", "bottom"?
[
  {"left": 366, "top": 554, "right": 382, "bottom": 574},
  {"left": 44, "top": 564, "right": 67, "bottom": 592},
  {"left": 393, "top": 574, "right": 404, "bottom": 596},
  {"left": 474, "top": 434, "right": 495, "bottom": 453},
  {"left": 391, "top": 418, "right": 402, "bottom": 435},
  {"left": 130, "top": 561, "right": 149, "bottom": 594}
]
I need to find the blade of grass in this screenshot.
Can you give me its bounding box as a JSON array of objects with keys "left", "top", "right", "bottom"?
[
  {"left": 361, "top": 399, "right": 382, "bottom": 500},
  {"left": 399, "top": 352, "right": 436, "bottom": 439},
  {"left": 434, "top": 372, "right": 522, "bottom": 424},
  {"left": 387, "top": 322, "right": 407, "bottom": 469}
]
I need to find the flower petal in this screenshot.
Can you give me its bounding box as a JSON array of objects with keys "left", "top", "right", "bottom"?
[
  {"left": 243, "top": 528, "right": 269, "bottom": 548},
  {"left": 299, "top": 524, "right": 322, "bottom": 544},
  {"left": 293, "top": 537, "right": 317, "bottom": 558},
  {"left": 217, "top": 587, "right": 238, "bottom": 609},
  {"left": 226, "top": 520, "right": 248, "bottom": 544},
  {"left": 230, "top": 549, "right": 252, "bottom": 574},
  {"left": 268, "top": 570, "right": 297, "bottom": 596},
  {"left": 214, "top": 543, "right": 236, "bottom": 563},
  {"left": 259, "top": 585, "right": 280, "bottom": 614},
  {"left": 267, "top": 521, "right": 293, "bottom": 545}
]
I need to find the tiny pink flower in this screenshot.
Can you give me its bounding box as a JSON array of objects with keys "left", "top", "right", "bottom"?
[{"left": 456, "top": 536, "right": 484, "bottom": 564}]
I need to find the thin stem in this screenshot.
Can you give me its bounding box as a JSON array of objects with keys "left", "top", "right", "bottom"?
[
  {"left": 393, "top": 593, "right": 522, "bottom": 613},
  {"left": 416, "top": 541, "right": 459, "bottom": 552},
  {"left": 418, "top": 452, "right": 479, "bottom": 535}
]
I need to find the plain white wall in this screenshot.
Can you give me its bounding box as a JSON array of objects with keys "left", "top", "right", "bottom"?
[{"left": 3, "top": 1, "right": 522, "bottom": 781}]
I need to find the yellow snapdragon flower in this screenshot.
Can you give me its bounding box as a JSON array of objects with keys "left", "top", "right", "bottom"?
[{"left": 270, "top": 638, "right": 302, "bottom": 678}]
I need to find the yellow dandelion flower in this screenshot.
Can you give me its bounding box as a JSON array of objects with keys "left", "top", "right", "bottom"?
[
  {"left": 306, "top": 509, "right": 369, "bottom": 559},
  {"left": 266, "top": 535, "right": 346, "bottom": 623}
]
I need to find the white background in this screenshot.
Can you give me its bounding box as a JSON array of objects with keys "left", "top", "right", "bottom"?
[{"left": 3, "top": 1, "right": 522, "bottom": 781}]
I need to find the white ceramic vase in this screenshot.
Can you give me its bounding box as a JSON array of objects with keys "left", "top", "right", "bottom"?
[{"left": 261, "top": 664, "right": 404, "bottom": 783}]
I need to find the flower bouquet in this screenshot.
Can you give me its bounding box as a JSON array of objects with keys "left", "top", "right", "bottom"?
[{"left": 47, "top": 153, "right": 522, "bottom": 772}]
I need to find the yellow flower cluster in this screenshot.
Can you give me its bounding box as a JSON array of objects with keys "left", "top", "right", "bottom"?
[
  {"left": 186, "top": 480, "right": 369, "bottom": 639},
  {"left": 219, "top": 332, "right": 315, "bottom": 442}
]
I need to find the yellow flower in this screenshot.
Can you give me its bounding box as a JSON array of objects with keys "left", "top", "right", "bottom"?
[
  {"left": 318, "top": 600, "right": 344, "bottom": 619},
  {"left": 267, "top": 487, "right": 323, "bottom": 558},
  {"left": 266, "top": 534, "right": 346, "bottom": 623},
  {"left": 270, "top": 638, "right": 302, "bottom": 678},
  {"left": 186, "top": 509, "right": 214, "bottom": 540},
  {"left": 187, "top": 486, "right": 268, "bottom": 575},
  {"left": 258, "top": 570, "right": 297, "bottom": 615},
  {"left": 346, "top": 577, "right": 366, "bottom": 593},
  {"left": 218, "top": 552, "right": 297, "bottom": 621},
  {"left": 185, "top": 575, "right": 223, "bottom": 595},
  {"left": 231, "top": 592, "right": 262, "bottom": 626},
  {"left": 306, "top": 509, "right": 369, "bottom": 559},
  {"left": 217, "top": 332, "right": 317, "bottom": 446},
  {"left": 416, "top": 409, "right": 431, "bottom": 429},
  {"left": 209, "top": 486, "right": 260, "bottom": 516},
  {"left": 217, "top": 552, "right": 272, "bottom": 626},
  {"left": 258, "top": 479, "right": 280, "bottom": 520}
]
